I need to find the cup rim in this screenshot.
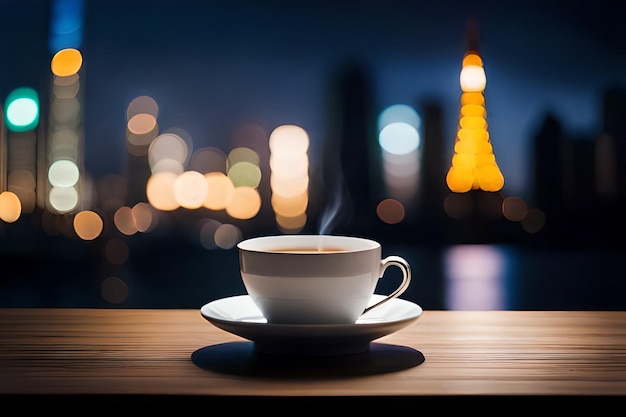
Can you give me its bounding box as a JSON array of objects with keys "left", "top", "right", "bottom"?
[{"left": 237, "top": 234, "right": 380, "bottom": 253}]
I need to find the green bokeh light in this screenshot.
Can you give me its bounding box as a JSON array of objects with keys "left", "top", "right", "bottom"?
[
  {"left": 227, "top": 161, "right": 261, "bottom": 188},
  {"left": 5, "top": 87, "right": 40, "bottom": 132}
]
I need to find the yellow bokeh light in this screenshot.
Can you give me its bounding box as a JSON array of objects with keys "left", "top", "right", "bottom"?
[
  {"left": 270, "top": 172, "right": 309, "bottom": 197},
  {"left": 269, "top": 124, "right": 309, "bottom": 154},
  {"left": 51, "top": 48, "right": 83, "bottom": 77},
  {"left": 275, "top": 212, "right": 307, "bottom": 233},
  {"left": 461, "top": 103, "right": 486, "bottom": 117},
  {"left": 451, "top": 153, "right": 475, "bottom": 169},
  {"left": 446, "top": 167, "right": 474, "bottom": 193},
  {"left": 477, "top": 165, "right": 505, "bottom": 192},
  {"left": 269, "top": 153, "right": 309, "bottom": 176},
  {"left": 460, "top": 92, "right": 484, "bottom": 106},
  {"left": 476, "top": 140, "right": 493, "bottom": 154},
  {"left": 0, "top": 191, "right": 22, "bottom": 223},
  {"left": 225, "top": 186, "right": 261, "bottom": 219},
  {"left": 73, "top": 210, "right": 104, "bottom": 240},
  {"left": 462, "top": 52, "right": 483, "bottom": 67},
  {"left": 454, "top": 139, "right": 477, "bottom": 154},
  {"left": 127, "top": 113, "right": 157, "bottom": 135},
  {"left": 459, "top": 116, "right": 487, "bottom": 130},
  {"left": 269, "top": 122, "right": 310, "bottom": 221},
  {"left": 457, "top": 128, "right": 488, "bottom": 143},
  {"left": 472, "top": 176, "right": 480, "bottom": 190},
  {"left": 204, "top": 172, "right": 234, "bottom": 210},
  {"left": 174, "top": 170, "right": 208, "bottom": 209},
  {"left": 271, "top": 190, "right": 308, "bottom": 217},
  {"left": 146, "top": 171, "right": 180, "bottom": 211},
  {"left": 476, "top": 153, "right": 496, "bottom": 167}
]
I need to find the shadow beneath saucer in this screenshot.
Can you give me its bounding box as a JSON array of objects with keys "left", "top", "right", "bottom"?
[{"left": 191, "top": 341, "right": 425, "bottom": 378}]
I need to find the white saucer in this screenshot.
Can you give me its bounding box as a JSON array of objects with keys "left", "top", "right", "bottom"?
[{"left": 200, "top": 294, "right": 423, "bottom": 356}]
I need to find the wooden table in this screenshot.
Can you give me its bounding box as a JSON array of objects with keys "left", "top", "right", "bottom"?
[{"left": 1, "top": 308, "right": 625, "bottom": 410}]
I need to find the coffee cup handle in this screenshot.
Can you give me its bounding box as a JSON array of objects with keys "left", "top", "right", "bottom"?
[{"left": 362, "top": 255, "right": 412, "bottom": 315}]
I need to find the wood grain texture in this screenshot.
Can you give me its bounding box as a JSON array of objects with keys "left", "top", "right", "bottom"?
[{"left": 1, "top": 308, "right": 625, "bottom": 401}]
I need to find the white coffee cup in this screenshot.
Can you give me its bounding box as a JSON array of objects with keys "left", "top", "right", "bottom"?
[{"left": 237, "top": 234, "right": 411, "bottom": 324}]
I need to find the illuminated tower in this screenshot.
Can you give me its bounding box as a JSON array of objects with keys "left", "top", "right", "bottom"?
[{"left": 445, "top": 50, "right": 504, "bottom": 194}]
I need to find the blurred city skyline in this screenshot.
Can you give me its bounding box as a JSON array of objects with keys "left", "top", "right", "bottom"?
[
  {"left": 2, "top": 0, "right": 626, "bottom": 199},
  {"left": 2, "top": 1, "right": 626, "bottom": 310}
]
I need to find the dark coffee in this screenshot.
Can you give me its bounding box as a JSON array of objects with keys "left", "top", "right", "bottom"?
[{"left": 268, "top": 247, "right": 345, "bottom": 253}]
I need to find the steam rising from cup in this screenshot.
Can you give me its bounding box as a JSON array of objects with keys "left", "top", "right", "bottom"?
[
  {"left": 318, "top": 181, "right": 345, "bottom": 236},
  {"left": 317, "top": 154, "right": 352, "bottom": 238}
]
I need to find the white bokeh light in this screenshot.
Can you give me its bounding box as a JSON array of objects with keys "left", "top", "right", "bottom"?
[
  {"left": 378, "top": 122, "right": 420, "bottom": 155},
  {"left": 48, "top": 159, "right": 80, "bottom": 187}
]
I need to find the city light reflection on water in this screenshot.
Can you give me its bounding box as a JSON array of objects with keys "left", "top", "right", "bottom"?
[
  {"left": 443, "top": 244, "right": 508, "bottom": 310},
  {"left": 2, "top": 219, "right": 625, "bottom": 311},
  {"left": 442, "top": 244, "right": 626, "bottom": 312}
]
